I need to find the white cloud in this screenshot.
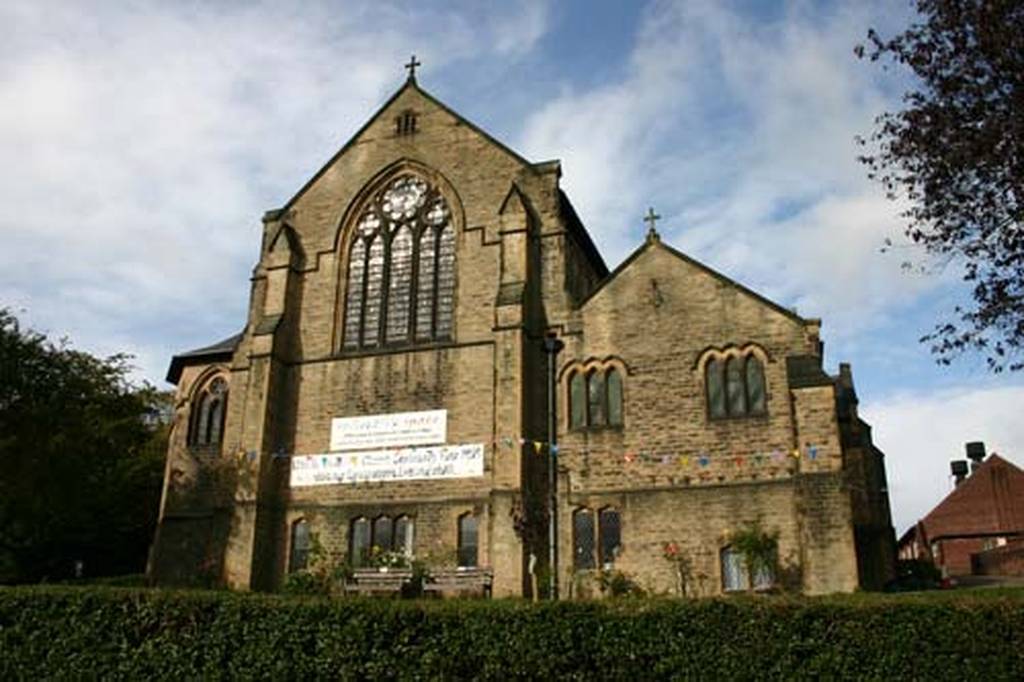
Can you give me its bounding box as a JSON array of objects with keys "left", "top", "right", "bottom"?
[
  {"left": 861, "top": 384, "right": 1024, "bottom": 535},
  {"left": 0, "top": 0, "right": 550, "bottom": 383},
  {"left": 519, "top": 0, "right": 937, "bottom": 345}
]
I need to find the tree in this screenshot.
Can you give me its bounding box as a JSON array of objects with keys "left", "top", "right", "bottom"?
[
  {"left": 0, "top": 309, "right": 168, "bottom": 583},
  {"left": 856, "top": 0, "right": 1024, "bottom": 371}
]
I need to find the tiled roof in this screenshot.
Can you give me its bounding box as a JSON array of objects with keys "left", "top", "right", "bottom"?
[{"left": 921, "top": 455, "right": 1024, "bottom": 539}]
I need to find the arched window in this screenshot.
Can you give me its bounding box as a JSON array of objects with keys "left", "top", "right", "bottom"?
[
  {"left": 725, "top": 357, "right": 746, "bottom": 416},
  {"left": 188, "top": 375, "right": 228, "bottom": 446},
  {"left": 598, "top": 508, "right": 621, "bottom": 568},
  {"left": 372, "top": 515, "right": 393, "bottom": 553},
  {"left": 350, "top": 517, "right": 371, "bottom": 567},
  {"left": 567, "top": 362, "right": 626, "bottom": 430},
  {"left": 343, "top": 173, "right": 455, "bottom": 350},
  {"left": 569, "top": 371, "right": 586, "bottom": 429},
  {"left": 457, "top": 513, "right": 478, "bottom": 568},
  {"left": 705, "top": 350, "right": 768, "bottom": 419},
  {"left": 394, "top": 515, "right": 414, "bottom": 557},
  {"left": 289, "top": 519, "right": 310, "bottom": 573},
  {"left": 573, "top": 508, "right": 596, "bottom": 570},
  {"left": 745, "top": 356, "right": 767, "bottom": 415},
  {"left": 606, "top": 368, "right": 623, "bottom": 427}
]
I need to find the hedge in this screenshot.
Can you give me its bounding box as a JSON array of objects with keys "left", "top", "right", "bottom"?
[{"left": 1, "top": 586, "right": 1022, "bottom": 679}]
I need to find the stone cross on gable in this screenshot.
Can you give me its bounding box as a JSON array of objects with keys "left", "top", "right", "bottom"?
[
  {"left": 405, "top": 55, "right": 422, "bottom": 80},
  {"left": 644, "top": 207, "right": 661, "bottom": 241}
]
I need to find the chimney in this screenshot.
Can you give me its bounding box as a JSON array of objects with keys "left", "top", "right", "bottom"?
[
  {"left": 965, "top": 441, "right": 986, "bottom": 474},
  {"left": 951, "top": 460, "right": 969, "bottom": 487}
]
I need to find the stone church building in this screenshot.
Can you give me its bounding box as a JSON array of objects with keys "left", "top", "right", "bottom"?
[{"left": 149, "top": 69, "right": 896, "bottom": 597}]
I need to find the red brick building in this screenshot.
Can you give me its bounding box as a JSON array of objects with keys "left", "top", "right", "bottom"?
[{"left": 898, "top": 445, "right": 1024, "bottom": 577}]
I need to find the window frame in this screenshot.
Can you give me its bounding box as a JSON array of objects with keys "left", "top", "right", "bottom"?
[
  {"left": 566, "top": 363, "right": 625, "bottom": 432},
  {"left": 457, "top": 513, "right": 478, "bottom": 568},
  {"left": 704, "top": 350, "right": 769, "bottom": 421},
  {"left": 720, "top": 544, "right": 776, "bottom": 593},
  {"left": 187, "top": 374, "right": 228, "bottom": 447},
  {"left": 340, "top": 173, "right": 457, "bottom": 353},
  {"left": 288, "top": 519, "right": 311, "bottom": 574},
  {"left": 572, "top": 505, "right": 623, "bottom": 571}
]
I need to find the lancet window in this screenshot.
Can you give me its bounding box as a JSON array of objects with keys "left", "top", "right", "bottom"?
[
  {"left": 342, "top": 174, "right": 455, "bottom": 350},
  {"left": 188, "top": 375, "right": 228, "bottom": 447}
]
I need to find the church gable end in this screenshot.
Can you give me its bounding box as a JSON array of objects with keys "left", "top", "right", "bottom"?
[{"left": 151, "top": 68, "right": 894, "bottom": 599}]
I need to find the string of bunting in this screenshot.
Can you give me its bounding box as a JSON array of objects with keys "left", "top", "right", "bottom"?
[{"left": 495, "top": 436, "right": 820, "bottom": 467}]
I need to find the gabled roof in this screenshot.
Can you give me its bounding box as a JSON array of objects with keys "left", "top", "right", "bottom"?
[
  {"left": 559, "top": 190, "right": 609, "bottom": 278},
  {"left": 279, "top": 77, "right": 535, "bottom": 213},
  {"left": 166, "top": 331, "right": 242, "bottom": 384},
  {"left": 578, "top": 237, "right": 807, "bottom": 323},
  {"left": 920, "top": 455, "right": 1024, "bottom": 539}
]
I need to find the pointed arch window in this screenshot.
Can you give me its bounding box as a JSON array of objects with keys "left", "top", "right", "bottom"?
[
  {"left": 567, "top": 363, "right": 625, "bottom": 430},
  {"left": 289, "top": 519, "right": 311, "bottom": 573},
  {"left": 188, "top": 375, "right": 228, "bottom": 447},
  {"left": 342, "top": 173, "right": 456, "bottom": 350},
  {"left": 704, "top": 350, "right": 768, "bottom": 419}
]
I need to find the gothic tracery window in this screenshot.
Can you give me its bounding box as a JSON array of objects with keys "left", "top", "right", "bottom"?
[
  {"left": 188, "top": 375, "right": 228, "bottom": 447},
  {"left": 343, "top": 173, "right": 455, "bottom": 350}
]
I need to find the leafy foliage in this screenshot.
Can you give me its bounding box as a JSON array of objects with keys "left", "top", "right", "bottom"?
[
  {"left": 1, "top": 586, "right": 1022, "bottom": 678},
  {"left": 728, "top": 520, "right": 779, "bottom": 590},
  {"left": 0, "top": 309, "right": 168, "bottom": 583},
  {"left": 856, "top": 0, "right": 1024, "bottom": 370}
]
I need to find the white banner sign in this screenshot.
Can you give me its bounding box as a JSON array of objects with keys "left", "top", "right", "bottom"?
[
  {"left": 329, "top": 409, "right": 446, "bottom": 451},
  {"left": 290, "top": 443, "right": 484, "bottom": 487}
]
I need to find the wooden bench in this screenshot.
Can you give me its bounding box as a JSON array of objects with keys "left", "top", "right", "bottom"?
[
  {"left": 344, "top": 568, "right": 413, "bottom": 594},
  {"left": 422, "top": 568, "right": 493, "bottom": 597}
]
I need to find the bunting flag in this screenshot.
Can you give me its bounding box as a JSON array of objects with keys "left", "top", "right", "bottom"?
[{"left": 533, "top": 441, "right": 544, "bottom": 455}]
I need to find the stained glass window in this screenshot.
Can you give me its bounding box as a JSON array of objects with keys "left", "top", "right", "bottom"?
[
  {"left": 415, "top": 229, "right": 436, "bottom": 340},
  {"left": 435, "top": 225, "right": 456, "bottom": 339},
  {"left": 598, "top": 508, "right": 621, "bottom": 568},
  {"left": 342, "top": 173, "right": 456, "bottom": 349},
  {"left": 573, "top": 508, "right": 596, "bottom": 569},
  {"left": 706, "top": 359, "right": 726, "bottom": 418},
  {"left": 385, "top": 227, "right": 414, "bottom": 343},
  {"left": 350, "top": 517, "right": 371, "bottom": 567},
  {"left": 289, "top": 519, "right": 310, "bottom": 573},
  {"left": 457, "top": 514, "right": 478, "bottom": 568},
  {"left": 606, "top": 369, "right": 623, "bottom": 427}
]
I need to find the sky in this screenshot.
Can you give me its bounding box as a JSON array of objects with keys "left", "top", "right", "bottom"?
[{"left": 2, "top": 0, "right": 1022, "bottom": 535}]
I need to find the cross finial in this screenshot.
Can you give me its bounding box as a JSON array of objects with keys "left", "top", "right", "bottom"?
[
  {"left": 404, "top": 55, "right": 421, "bottom": 81},
  {"left": 643, "top": 207, "right": 661, "bottom": 241}
]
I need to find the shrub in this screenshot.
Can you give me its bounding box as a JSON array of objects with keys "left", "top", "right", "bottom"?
[{"left": 0, "top": 586, "right": 1022, "bottom": 679}]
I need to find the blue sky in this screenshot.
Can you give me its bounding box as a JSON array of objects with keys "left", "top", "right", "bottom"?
[{"left": 2, "top": 0, "right": 1022, "bottom": 533}]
